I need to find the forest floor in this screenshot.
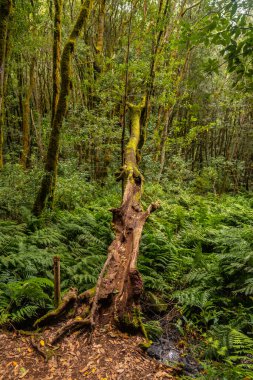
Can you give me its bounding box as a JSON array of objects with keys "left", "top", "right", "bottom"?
[{"left": 0, "top": 323, "right": 177, "bottom": 380}]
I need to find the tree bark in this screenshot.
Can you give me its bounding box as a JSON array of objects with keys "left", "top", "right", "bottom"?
[
  {"left": 90, "top": 98, "right": 159, "bottom": 328},
  {"left": 93, "top": 0, "right": 106, "bottom": 77},
  {"left": 30, "top": 109, "right": 45, "bottom": 160},
  {"left": 95, "top": 0, "right": 105, "bottom": 54},
  {"left": 33, "top": 0, "right": 93, "bottom": 216},
  {"left": 47, "top": 0, "right": 63, "bottom": 207},
  {"left": 121, "top": 0, "right": 132, "bottom": 196},
  {"left": 20, "top": 58, "right": 35, "bottom": 168},
  {"left": 51, "top": 0, "right": 62, "bottom": 125},
  {"left": 157, "top": 108, "right": 171, "bottom": 182},
  {"left": 0, "top": 0, "right": 12, "bottom": 169}
]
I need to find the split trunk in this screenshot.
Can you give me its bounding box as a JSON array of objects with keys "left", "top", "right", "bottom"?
[{"left": 90, "top": 100, "right": 159, "bottom": 328}]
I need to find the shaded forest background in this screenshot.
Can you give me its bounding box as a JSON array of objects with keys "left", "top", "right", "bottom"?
[
  {"left": 1, "top": 0, "right": 253, "bottom": 189},
  {"left": 0, "top": 0, "right": 253, "bottom": 378}
]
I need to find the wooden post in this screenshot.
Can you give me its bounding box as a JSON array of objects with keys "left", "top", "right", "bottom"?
[{"left": 53, "top": 256, "right": 61, "bottom": 308}]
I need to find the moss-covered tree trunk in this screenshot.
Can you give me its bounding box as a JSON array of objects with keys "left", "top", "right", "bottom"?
[
  {"left": 47, "top": 0, "right": 62, "bottom": 207},
  {"left": 0, "top": 0, "right": 12, "bottom": 169},
  {"left": 33, "top": 0, "right": 93, "bottom": 216},
  {"left": 95, "top": 0, "right": 105, "bottom": 56},
  {"left": 90, "top": 98, "right": 159, "bottom": 328}
]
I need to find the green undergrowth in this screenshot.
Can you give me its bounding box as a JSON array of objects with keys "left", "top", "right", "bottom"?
[
  {"left": 0, "top": 164, "right": 253, "bottom": 377},
  {"left": 0, "top": 164, "right": 117, "bottom": 326}
]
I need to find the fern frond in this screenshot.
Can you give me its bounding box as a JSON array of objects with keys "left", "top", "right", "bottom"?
[{"left": 11, "top": 305, "right": 39, "bottom": 323}]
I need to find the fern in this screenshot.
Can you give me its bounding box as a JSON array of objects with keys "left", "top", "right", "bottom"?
[
  {"left": 228, "top": 329, "right": 253, "bottom": 355},
  {"left": 1, "top": 165, "right": 253, "bottom": 380},
  {"left": 0, "top": 277, "right": 54, "bottom": 326},
  {"left": 143, "top": 320, "right": 163, "bottom": 340},
  {"left": 11, "top": 305, "right": 39, "bottom": 323},
  {"left": 28, "top": 227, "right": 65, "bottom": 248}
]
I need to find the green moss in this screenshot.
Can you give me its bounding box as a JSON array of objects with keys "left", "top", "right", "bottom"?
[
  {"left": 134, "top": 306, "right": 149, "bottom": 340},
  {"left": 122, "top": 98, "right": 147, "bottom": 188},
  {"left": 33, "top": 304, "right": 62, "bottom": 328},
  {"left": 16, "top": 329, "right": 41, "bottom": 336},
  {"left": 80, "top": 305, "right": 91, "bottom": 318},
  {"left": 119, "top": 306, "right": 149, "bottom": 339},
  {"left": 139, "top": 340, "right": 153, "bottom": 350},
  {"left": 33, "top": 289, "right": 77, "bottom": 327},
  {"left": 88, "top": 287, "right": 96, "bottom": 297},
  {"left": 33, "top": 0, "right": 93, "bottom": 216}
]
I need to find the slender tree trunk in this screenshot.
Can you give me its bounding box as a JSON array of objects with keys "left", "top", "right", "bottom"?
[
  {"left": 121, "top": 0, "right": 132, "bottom": 196},
  {"left": 51, "top": 0, "right": 62, "bottom": 125},
  {"left": 31, "top": 109, "right": 45, "bottom": 160},
  {"left": 47, "top": 0, "right": 63, "bottom": 207},
  {"left": 95, "top": 0, "right": 105, "bottom": 54},
  {"left": 20, "top": 58, "right": 35, "bottom": 168},
  {"left": 157, "top": 108, "right": 171, "bottom": 182},
  {"left": 33, "top": 0, "right": 93, "bottom": 216},
  {"left": 0, "top": 0, "right": 12, "bottom": 169},
  {"left": 93, "top": 0, "right": 106, "bottom": 77},
  {"left": 141, "top": 0, "right": 170, "bottom": 136},
  {"left": 90, "top": 98, "right": 159, "bottom": 327}
]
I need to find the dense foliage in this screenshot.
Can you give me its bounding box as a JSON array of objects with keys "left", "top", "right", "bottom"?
[
  {"left": 1, "top": 163, "right": 253, "bottom": 378},
  {"left": 0, "top": 0, "right": 253, "bottom": 378}
]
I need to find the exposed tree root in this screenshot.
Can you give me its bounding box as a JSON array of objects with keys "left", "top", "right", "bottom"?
[
  {"left": 30, "top": 336, "right": 60, "bottom": 361},
  {"left": 78, "top": 287, "right": 96, "bottom": 303},
  {"left": 16, "top": 329, "right": 41, "bottom": 336},
  {"left": 30, "top": 101, "right": 161, "bottom": 347},
  {"left": 30, "top": 336, "right": 47, "bottom": 360},
  {"left": 34, "top": 288, "right": 78, "bottom": 328},
  {"left": 50, "top": 317, "right": 91, "bottom": 345},
  {"left": 30, "top": 288, "right": 94, "bottom": 346}
]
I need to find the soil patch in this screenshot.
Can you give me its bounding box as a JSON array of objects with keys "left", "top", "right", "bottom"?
[{"left": 0, "top": 324, "right": 177, "bottom": 380}]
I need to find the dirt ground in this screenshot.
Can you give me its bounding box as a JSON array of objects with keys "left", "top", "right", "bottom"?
[{"left": 0, "top": 324, "right": 177, "bottom": 380}]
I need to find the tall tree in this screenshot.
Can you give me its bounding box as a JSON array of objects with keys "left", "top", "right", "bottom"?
[
  {"left": 51, "top": 0, "right": 62, "bottom": 124},
  {"left": 20, "top": 58, "right": 35, "bottom": 168},
  {"left": 0, "top": 0, "right": 12, "bottom": 169},
  {"left": 33, "top": 0, "right": 93, "bottom": 216}
]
